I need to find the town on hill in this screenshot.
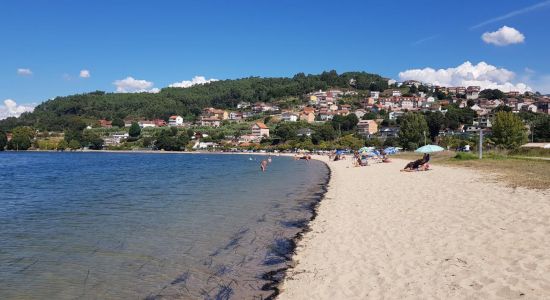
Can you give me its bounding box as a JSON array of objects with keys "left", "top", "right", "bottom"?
[{"left": 0, "top": 71, "right": 549, "bottom": 152}]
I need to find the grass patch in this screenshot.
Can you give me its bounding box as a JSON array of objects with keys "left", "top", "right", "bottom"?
[
  {"left": 509, "top": 147, "right": 550, "bottom": 158},
  {"left": 453, "top": 152, "right": 477, "bottom": 160},
  {"left": 395, "top": 151, "right": 550, "bottom": 190}
]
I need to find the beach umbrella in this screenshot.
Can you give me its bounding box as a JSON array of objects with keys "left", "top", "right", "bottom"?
[
  {"left": 358, "top": 146, "right": 375, "bottom": 154},
  {"left": 415, "top": 144, "right": 445, "bottom": 153},
  {"left": 335, "top": 150, "right": 344, "bottom": 155},
  {"left": 384, "top": 147, "right": 398, "bottom": 155}
]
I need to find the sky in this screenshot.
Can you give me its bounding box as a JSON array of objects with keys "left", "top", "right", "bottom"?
[{"left": 1, "top": 0, "right": 550, "bottom": 118}]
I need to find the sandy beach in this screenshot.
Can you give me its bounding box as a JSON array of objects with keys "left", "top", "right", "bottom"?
[{"left": 279, "top": 156, "right": 550, "bottom": 299}]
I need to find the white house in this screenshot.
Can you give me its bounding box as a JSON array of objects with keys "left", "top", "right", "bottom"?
[
  {"left": 392, "top": 90, "right": 402, "bottom": 97},
  {"left": 281, "top": 112, "right": 298, "bottom": 122},
  {"left": 168, "top": 115, "right": 183, "bottom": 126},
  {"left": 370, "top": 91, "right": 380, "bottom": 99}
]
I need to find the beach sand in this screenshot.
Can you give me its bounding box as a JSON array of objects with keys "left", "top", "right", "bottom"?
[{"left": 279, "top": 157, "right": 550, "bottom": 299}]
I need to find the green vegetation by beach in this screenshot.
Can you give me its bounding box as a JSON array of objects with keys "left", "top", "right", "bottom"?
[{"left": 396, "top": 150, "right": 550, "bottom": 189}]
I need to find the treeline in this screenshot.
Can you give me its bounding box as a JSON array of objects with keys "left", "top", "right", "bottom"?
[{"left": 0, "top": 71, "right": 388, "bottom": 131}]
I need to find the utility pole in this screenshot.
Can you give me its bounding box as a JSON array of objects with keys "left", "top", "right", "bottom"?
[
  {"left": 531, "top": 122, "right": 535, "bottom": 143},
  {"left": 423, "top": 131, "right": 427, "bottom": 145},
  {"left": 479, "top": 128, "right": 483, "bottom": 159}
]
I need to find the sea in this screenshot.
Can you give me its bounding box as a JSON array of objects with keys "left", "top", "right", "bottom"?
[{"left": 0, "top": 152, "right": 329, "bottom": 300}]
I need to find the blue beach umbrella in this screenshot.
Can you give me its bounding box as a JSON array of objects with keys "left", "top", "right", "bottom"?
[
  {"left": 415, "top": 145, "right": 445, "bottom": 153},
  {"left": 384, "top": 147, "right": 398, "bottom": 155}
]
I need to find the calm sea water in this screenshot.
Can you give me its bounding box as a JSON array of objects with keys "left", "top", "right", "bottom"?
[{"left": 0, "top": 152, "right": 328, "bottom": 300}]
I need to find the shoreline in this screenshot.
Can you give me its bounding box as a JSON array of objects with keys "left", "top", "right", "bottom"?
[
  {"left": 261, "top": 158, "right": 331, "bottom": 299},
  {"left": 278, "top": 156, "right": 550, "bottom": 299}
]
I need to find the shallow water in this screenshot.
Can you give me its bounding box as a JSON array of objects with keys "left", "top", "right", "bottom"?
[{"left": 0, "top": 152, "right": 328, "bottom": 299}]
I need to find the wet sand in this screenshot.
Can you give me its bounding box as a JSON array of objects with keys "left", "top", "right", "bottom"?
[{"left": 279, "top": 156, "right": 550, "bottom": 299}]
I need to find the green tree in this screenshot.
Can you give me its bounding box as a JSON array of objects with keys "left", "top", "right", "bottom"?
[
  {"left": 424, "top": 111, "right": 445, "bottom": 141},
  {"left": 111, "top": 118, "right": 125, "bottom": 128},
  {"left": 479, "top": 89, "right": 505, "bottom": 100},
  {"left": 82, "top": 131, "right": 104, "bottom": 150},
  {"left": 69, "top": 140, "right": 81, "bottom": 150},
  {"left": 129, "top": 122, "right": 141, "bottom": 138},
  {"left": 57, "top": 140, "right": 68, "bottom": 151},
  {"left": 7, "top": 126, "right": 35, "bottom": 150},
  {"left": 336, "top": 134, "right": 364, "bottom": 149},
  {"left": 491, "top": 111, "right": 528, "bottom": 149},
  {"left": 331, "top": 114, "right": 359, "bottom": 132},
  {"left": 274, "top": 122, "right": 297, "bottom": 142},
  {"left": 0, "top": 131, "right": 6, "bottom": 151},
  {"left": 312, "top": 123, "right": 337, "bottom": 144},
  {"left": 398, "top": 113, "right": 429, "bottom": 150}
]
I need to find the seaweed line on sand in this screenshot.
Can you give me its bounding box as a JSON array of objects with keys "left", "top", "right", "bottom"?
[{"left": 260, "top": 161, "right": 331, "bottom": 300}]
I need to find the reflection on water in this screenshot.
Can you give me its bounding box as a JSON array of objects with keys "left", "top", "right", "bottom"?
[{"left": 0, "top": 152, "right": 328, "bottom": 299}]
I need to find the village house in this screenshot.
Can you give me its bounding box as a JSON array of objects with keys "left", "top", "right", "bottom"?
[
  {"left": 252, "top": 102, "right": 279, "bottom": 113},
  {"left": 98, "top": 119, "right": 112, "bottom": 128},
  {"left": 203, "top": 107, "right": 228, "bottom": 120},
  {"left": 251, "top": 122, "right": 270, "bottom": 138},
  {"left": 200, "top": 117, "right": 222, "bottom": 127},
  {"left": 466, "top": 86, "right": 481, "bottom": 100},
  {"left": 378, "top": 127, "right": 399, "bottom": 139},
  {"left": 354, "top": 109, "right": 367, "bottom": 119},
  {"left": 299, "top": 111, "right": 316, "bottom": 123},
  {"left": 138, "top": 120, "right": 157, "bottom": 128},
  {"left": 103, "top": 133, "right": 129, "bottom": 146},
  {"left": 238, "top": 134, "right": 262, "bottom": 144},
  {"left": 296, "top": 128, "right": 314, "bottom": 137},
  {"left": 536, "top": 100, "right": 550, "bottom": 114},
  {"left": 392, "top": 90, "right": 402, "bottom": 97},
  {"left": 357, "top": 120, "right": 378, "bottom": 137},
  {"left": 237, "top": 101, "right": 251, "bottom": 109},
  {"left": 361, "top": 97, "right": 375, "bottom": 109},
  {"left": 229, "top": 111, "right": 243, "bottom": 121},
  {"left": 281, "top": 111, "right": 299, "bottom": 122},
  {"left": 370, "top": 91, "right": 380, "bottom": 99},
  {"left": 389, "top": 111, "right": 405, "bottom": 120},
  {"left": 168, "top": 115, "right": 184, "bottom": 126}
]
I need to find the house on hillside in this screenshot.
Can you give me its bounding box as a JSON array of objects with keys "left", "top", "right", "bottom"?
[
  {"left": 98, "top": 119, "right": 112, "bottom": 128},
  {"left": 200, "top": 117, "right": 222, "bottom": 127},
  {"left": 297, "top": 128, "right": 314, "bottom": 137},
  {"left": 466, "top": 86, "right": 480, "bottom": 100},
  {"left": 357, "top": 120, "right": 378, "bottom": 137},
  {"left": 237, "top": 101, "right": 251, "bottom": 109},
  {"left": 203, "top": 107, "right": 229, "bottom": 120},
  {"left": 281, "top": 112, "right": 299, "bottom": 122},
  {"left": 299, "top": 112, "right": 316, "bottom": 123},
  {"left": 251, "top": 122, "right": 270, "bottom": 138},
  {"left": 168, "top": 115, "right": 183, "bottom": 126}
]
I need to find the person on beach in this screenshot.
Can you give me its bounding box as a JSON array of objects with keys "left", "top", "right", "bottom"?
[
  {"left": 267, "top": 156, "right": 272, "bottom": 163},
  {"left": 260, "top": 159, "right": 268, "bottom": 172},
  {"left": 401, "top": 154, "right": 429, "bottom": 172}
]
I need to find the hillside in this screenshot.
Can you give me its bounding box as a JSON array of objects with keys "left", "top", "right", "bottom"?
[{"left": 0, "top": 71, "right": 388, "bottom": 131}]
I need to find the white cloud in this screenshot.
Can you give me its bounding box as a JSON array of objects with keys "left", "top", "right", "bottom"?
[
  {"left": 0, "top": 99, "right": 35, "bottom": 120},
  {"left": 113, "top": 76, "right": 159, "bottom": 93},
  {"left": 482, "top": 26, "right": 525, "bottom": 46},
  {"left": 79, "top": 69, "right": 91, "bottom": 78},
  {"left": 398, "top": 61, "right": 532, "bottom": 93},
  {"left": 17, "top": 68, "right": 33, "bottom": 76},
  {"left": 169, "top": 76, "right": 219, "bottom": 88}
]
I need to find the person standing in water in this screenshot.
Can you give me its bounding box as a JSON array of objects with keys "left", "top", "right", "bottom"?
[
  {"left": 267, "top": 156, "right": 272, "bottom": 163},
  {"left": 260, "top": 159, "right": 268, "bottom": 172}
]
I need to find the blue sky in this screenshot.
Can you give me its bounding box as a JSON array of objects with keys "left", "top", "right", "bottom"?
[{"left": 1, "top": 0, "right": 549, "bottom": 116}]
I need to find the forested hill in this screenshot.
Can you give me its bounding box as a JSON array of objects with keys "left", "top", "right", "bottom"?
[{"left": 0, "top": 71, "right": 388, "bottom": 131}]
